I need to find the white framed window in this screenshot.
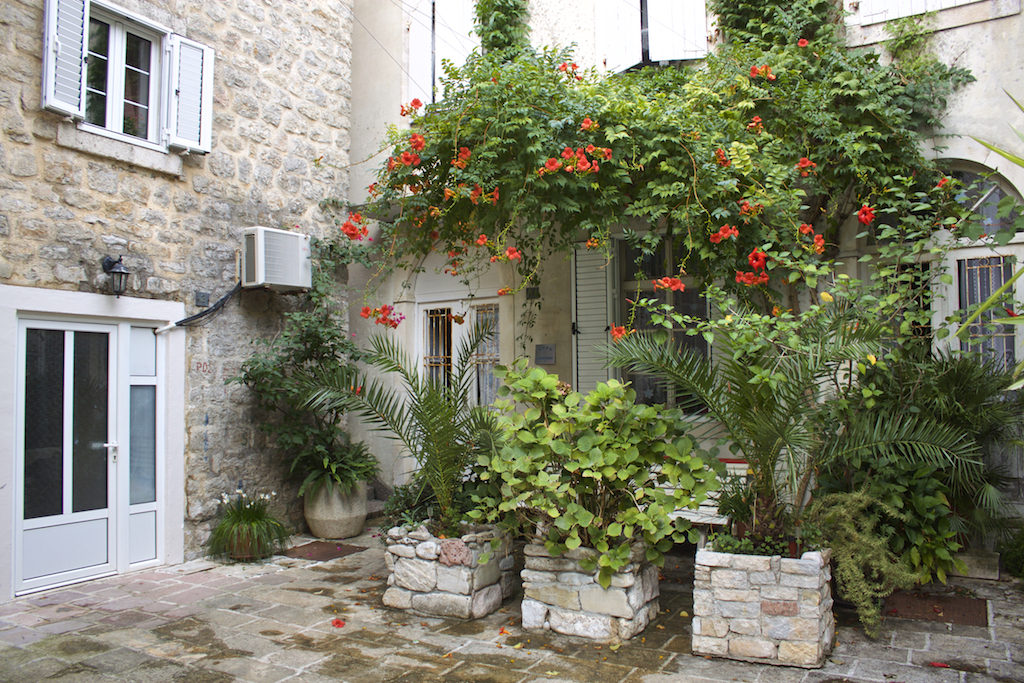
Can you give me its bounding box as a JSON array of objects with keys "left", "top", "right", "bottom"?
[
  {"left": 422, "top": 301, "right": 502, "bottom": 405},
  {"left": 42, "top": 0, "right": 214, "bottom": 153},
  {"left": 406, "top": 0, "right": 478, "bottom": 105},
  {"left": 597, "top": 0, "right": 707, "bottom": 73}
]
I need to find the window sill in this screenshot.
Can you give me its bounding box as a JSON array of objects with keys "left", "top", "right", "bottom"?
[
  {"left": 845, "top": 0, "right": 1021, "bottom": 46},
  {"left": 56, "top": 123, "right": 183, "bottom": 177}
]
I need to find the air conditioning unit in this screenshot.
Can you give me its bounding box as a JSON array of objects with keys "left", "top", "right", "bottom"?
[{"left": 241, "top": 226, "right": 312, "bottom": 291}]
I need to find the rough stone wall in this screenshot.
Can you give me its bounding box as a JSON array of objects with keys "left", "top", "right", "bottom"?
[
  {"left": 692, "top": 548, "right": 835, "bottom": 668},
  {"left": 0, "top": 0, "right": 354, "bottom": 556},
  {"left": 520, "top": 543, "right": 660, "bottom": 643}
]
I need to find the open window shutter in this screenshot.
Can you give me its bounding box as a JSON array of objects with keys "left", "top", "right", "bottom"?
[
  {"left": 573, "top": 247, "right": 614, "bottom": 394},
  {"left": 647, "top": 0, "right": 707, "bottom": 61},
  {"left": 596, "top": 0, "right": 641, "bottom": 72},
  {"left": 42, "top": 0, "right": 88, "bottom": 118},
  {"left": 406, "top": 0, "right": 433, "bottom": 104},
  {"left": 167, "top": 34, "right": 214, "bottom": 153}
]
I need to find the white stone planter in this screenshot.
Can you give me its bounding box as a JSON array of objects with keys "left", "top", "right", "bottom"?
[
  {"left": 692, "top": 548, "right": 835, "bottom": 668},
  {"left": 382, "top": 525, "right": 516, "bottom": 619},
  {"left": 520, "top": 542, "right": 659, "bottom": 643},
  {"left": 303, "top": 481, "right": 367, "bottom": 539}
]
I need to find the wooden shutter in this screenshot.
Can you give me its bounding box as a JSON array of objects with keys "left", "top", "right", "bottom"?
[
  {"left": 573, "top": 248, "right": 614, "bottom": 394},
  {"left": 596, "top": 0, "right": 641, "bottom": 72},
  {"left": 42, "top": 0, "right": 88, "bottom": 118},
  {"left": 647, "top": 0, "right": 707, "bottom": 61},
  {"left": 167, "top": 34, "right": 214, "bottom": 153}
]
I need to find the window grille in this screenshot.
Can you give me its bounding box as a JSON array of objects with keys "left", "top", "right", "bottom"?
[
  {"left": 424, "top": 307, "right": 452, "bottom": 385},
  {"left": 958, "top": 256, "right": 1016, "bottom": 368},
  {"left": 472, "top": 304, "right": 500, "bottom": 405}
]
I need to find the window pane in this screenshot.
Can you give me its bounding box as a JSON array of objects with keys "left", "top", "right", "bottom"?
[
  {"left": 425, "top": 308, "right": 452, "bottom": 385},
  {"left": 88, "top": 18, "right": 109, "bottom": 56},
  {"left": 130, "top": 327, "right": 156, "bottom": 376},
  {"left": 952, "top": 171, "right": 1023, "bottom": 235},
  {"left": 125, "top": 33, "right": 151, "bottom": 72},
  {"left": 124, "top": 68, "right": 149, "bottom": 107},
  {"left": 86, "top": 19, "right": 110, "bottom": 128},
  {"left": 72, "top": 332, "right": 108, "bottom": 513},
  {"left": 24, "top": 329, "right": 65, "bottom": 520},
  {"left": 473, "top": 305, "right": 500, "bottom": 405},
  {"left": 130, "top": 386, "right": 157, "bottom": 504},
  {"left": 959, "top": 257, "right": 1016, "bottom": 368},
  {"left": 86, "top": 92, "right": 107, "bottom": 126},
  {"left": 122, "top": 102, "right": 148, "bottom": 139}
]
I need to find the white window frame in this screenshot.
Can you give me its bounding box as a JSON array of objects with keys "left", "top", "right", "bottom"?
[
  {"left": 406, "top": 0, "right": 478, "bottom": 105},
  {"left": 597, "top": 0, "right": 707, "bottom": 73},
  {"left": 82, "top": 7, "right": 164, "bottom": 151},
  {"left": 42, "top": 0, "right": 214, "bottom": 154},
  {"left": 417, "top": 298, "right": 502, "bottom": 406},
  {"left": 846, "top": 0, "right": 997, "bottom": 26}
]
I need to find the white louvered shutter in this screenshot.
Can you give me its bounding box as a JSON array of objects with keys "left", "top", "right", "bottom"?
[
  {"left": 42, "top": 0, "right": 88, "bottom": 118},
  {"left": 167, "top": 34, "right": 214, "bottom": 153},
  {"left": 573, "top": 248, "right": 614, "bottom": 394},
  {"left": 596, "top": 0, "right": 642, "bottom": 72},
  {"left": 647, "top": 0, "right": 707, "bottom": 61},
  {"left": 406, "top": 0, "right": 433, "bottom": 104}
]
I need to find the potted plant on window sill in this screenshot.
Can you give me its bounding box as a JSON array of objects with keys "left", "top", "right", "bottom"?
[
  {"left": 472, "top": 360, "right": 719, "bottom": 643},
  {"left": 303, "top": 322, "right": 517, "bottom": 619}
]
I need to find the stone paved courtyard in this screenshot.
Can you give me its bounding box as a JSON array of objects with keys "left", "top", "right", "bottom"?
[{"left": 0, "top": 528, "right": 1021, "bottom": 682}]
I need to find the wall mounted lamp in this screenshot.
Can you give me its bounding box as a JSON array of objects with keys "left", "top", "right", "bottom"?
[{"left": 101, "top": 256, "right": 130, "bottom": 297}]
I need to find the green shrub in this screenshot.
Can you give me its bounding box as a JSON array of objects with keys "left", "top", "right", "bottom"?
[
  {"left": 471, "top": 360, "right": 719, "bottom": 587},
  {"left": 1000, "top": 527, "right": 1024, "bottom": 579},
  {"left": 207, "top": 490, "right": 290, "bottom": 562}
]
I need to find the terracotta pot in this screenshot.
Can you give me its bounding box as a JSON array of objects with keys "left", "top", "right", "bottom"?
[{"left": 303, "top": 481, "right": 367, "bottom": 539}]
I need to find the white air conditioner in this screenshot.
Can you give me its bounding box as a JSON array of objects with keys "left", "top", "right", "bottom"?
[{"left": 241, "top": 226, "right": 312, "bottom": 291}]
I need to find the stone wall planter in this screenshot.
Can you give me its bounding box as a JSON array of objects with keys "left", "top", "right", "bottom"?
[
  {"left": 692, "top": 548, "right": 835, "bottom": 668},
  {"left": 382, "top": 525, "right": 516, "bottom": 619},
  {"left": 304, "top": 482, "right": 367, "bottom": 539},
  {"left": 520, "top": 542, "right": 659, "bottom": 643}
]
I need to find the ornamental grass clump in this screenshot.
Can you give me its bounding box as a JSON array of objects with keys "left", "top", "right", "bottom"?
[
  {"left": 471, "top": 360, "right": 719, "bottom": 588},
  {"left": 207, "top": 490, "right": 290, "bottom": 562}
]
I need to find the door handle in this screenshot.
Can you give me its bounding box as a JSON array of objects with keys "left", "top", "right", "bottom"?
[{"left": 102, "top": 442, "right": 118, "bottom": 462}]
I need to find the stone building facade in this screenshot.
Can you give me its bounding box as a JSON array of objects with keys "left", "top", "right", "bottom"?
[{"left": 0, "top": 0, "right": 354, "bottom": 598}]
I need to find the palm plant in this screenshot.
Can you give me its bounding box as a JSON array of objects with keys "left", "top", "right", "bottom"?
[
  {"left": 607, "top": 298, "right": 980, "bottom": 547},
  {"left": 303, "top": 321, "right": 497, "bottom": 536}
]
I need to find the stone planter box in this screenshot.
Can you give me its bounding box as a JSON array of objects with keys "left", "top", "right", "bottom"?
[
  {"left": 520, "top": 542, "right": 659, "bottom": 643},
  {"left": 382, "top": 525, "right": 516, "bottom": 619},
  {"left": 692, "top": 548, "right": 835, "bottom": 668}
]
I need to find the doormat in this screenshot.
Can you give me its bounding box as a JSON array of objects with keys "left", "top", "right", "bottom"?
[
  {"left": 883, "top": 590, "right": 988, "bottom": 627},
  {"left": 283, "top": 541, "right": 366, "bottom": 562}
]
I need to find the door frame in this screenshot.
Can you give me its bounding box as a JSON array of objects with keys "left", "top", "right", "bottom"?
[{"left": 0, "top": 285, "right": 186, "bottom": 600}]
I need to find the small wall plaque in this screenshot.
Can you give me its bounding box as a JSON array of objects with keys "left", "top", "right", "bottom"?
[{"left": 535, "top": 344, "right": 556, "bottom": 365}]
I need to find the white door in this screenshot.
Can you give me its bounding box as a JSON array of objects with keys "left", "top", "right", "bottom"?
[{"left": 15, "top": 320, "right": 118, "bottom": 593}]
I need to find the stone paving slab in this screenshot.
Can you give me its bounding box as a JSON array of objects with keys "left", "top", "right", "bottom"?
[{"left": 0, "top": 530, "right": 1019, "bottom": 682}]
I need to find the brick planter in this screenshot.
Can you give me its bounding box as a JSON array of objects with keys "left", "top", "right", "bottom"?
[
  {"left": 520, "top": 542, "right": 659, "bottom": 643},
  {"left": 381, "top": 525, "right": 517, "bottom": 619},
  {"left": 692, "top": 548, "right": 835, "bottom": 668}
]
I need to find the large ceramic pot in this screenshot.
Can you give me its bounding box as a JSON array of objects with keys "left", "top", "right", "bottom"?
[
  {"left": 691, "top": 547, "right": 835, "bottom": 668},
  {"left": 303, "top": 481, "right": 368, "bottom": 539}
]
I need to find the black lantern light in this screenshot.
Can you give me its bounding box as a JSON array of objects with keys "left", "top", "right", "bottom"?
[{"left": 101, "top": 256, "right": 130, "bottom": 297}]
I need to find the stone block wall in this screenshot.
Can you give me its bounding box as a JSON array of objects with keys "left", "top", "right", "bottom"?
[
  {"left": 692, "top": 548, "right": 835, "bottom": 668},
  {"left": 382, "top": 525, "right": 516, "bottom": 619},
  {"left": 0, "top": 0, "right": 354, "bottom": 555},
  {"left": 520, "top": 543, "right": 659, "bottom": 643}
]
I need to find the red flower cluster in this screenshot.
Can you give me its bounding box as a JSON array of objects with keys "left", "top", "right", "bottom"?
[
  {"left": 451, "top": 146, "right": 471, "bottom": 169},
  {"left": 653, "top": 276, "right": 685, "bottom": 292},
  {"left": 580, "top": 117, "right": 595, "bottom": 130},
  {"left": 858, "top": 204, "right": 876, "bottom": 225},
  {"left": 341, "top": 212, "right": 368, "bottom": 241},
  {"left": 796, "top": 157, "right": 817, "bottom": 177},
  {"left": 399, "top": 151, "right": 421, "bottom": 166},
  {"left": 714, "top": 148, "right": 731, "bottom": 167},
  {"left": 399, "top": 98, "right": 423, "bottom": 116},
  {"left": 476, "top": 234, "right": 488, "bottom": 246},
  {"left": 360, "top": 304, "right": 405, "bottom": 328},
  {"left": 738, "top": 199, "right": 764, "bottom": 218},
  {"left": 558, "top": 62, "right": 583, "bottom": 81},
  {"left": 585, "top": 236, "right": 601, "bottom": 249},
  {"left": 710, "top": 224, "right": 739, "bottom": 244},
  {"left": 797, "top": 38, "right": 809, "bottom": 47},
  {"left": 538, "top": 145, "right": 606, "bottom": 175},
  {"left": 747, "top": 116, "right": 764, "bottom": 134},
  {"left": 936, "top": 176, "right": 949, "bottom": 188},
  {"left": 409, "top": 133, "right": 426, "bottom": 151},
  {"left": 736, "top": 248, "right": 769, "bottom": 287},
  {"left": 813, "top": 233, "right": 825, "bottom": 254},
  {"left": 497, "top": 287, "right": 512, "bottom": 296},
  {"left": 799, "top": 223, "right": 814, "bottom": 235},
  {"left": 749, "top": 65, "right": 776, "bottom": 81},
  {"left": 505, "top": 246, "right": 522, "bottom": 261},
  {"left": 610, "top": 325, "right": 629, "bottom": 342}
]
